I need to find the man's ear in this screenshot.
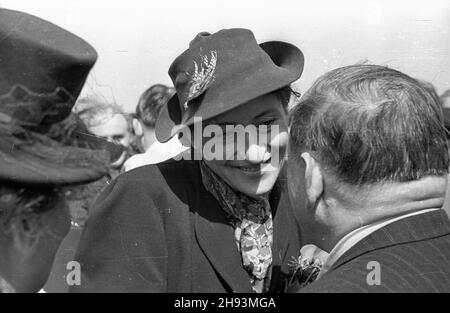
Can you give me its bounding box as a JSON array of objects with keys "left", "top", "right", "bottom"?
[
  {"left": 301, "top": 152, "right": 324, "bottom": 205},
  {"left": 132, "top": 118, "right": 143, "bottom": 137}
]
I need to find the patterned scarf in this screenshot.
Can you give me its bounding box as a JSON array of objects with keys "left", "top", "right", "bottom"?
[{"left": 199, "top": 161, "right": 273, "bottom": 293}]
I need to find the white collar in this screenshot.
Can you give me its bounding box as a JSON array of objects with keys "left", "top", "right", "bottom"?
[
  {"left": 317, "top": 208, "right": 440, "bottom": 278},
  {"left": 123, "top": 136, "right": 190, "bottom": 172}
]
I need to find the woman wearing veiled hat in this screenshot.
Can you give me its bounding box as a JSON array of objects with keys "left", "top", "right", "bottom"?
[
  {"left": 74, "top": 29, "right": 305, "bottom": 293},
  {"left": 0, "top": 9, "right": 112, "bottom": 292}
]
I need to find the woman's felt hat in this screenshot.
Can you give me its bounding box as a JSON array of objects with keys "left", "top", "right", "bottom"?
[{"left": 155, "top": 28, "right": 304, "bottom": 142}]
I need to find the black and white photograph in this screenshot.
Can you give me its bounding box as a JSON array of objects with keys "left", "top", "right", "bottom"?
[{"left": 0, "top": 0, "right": 449, "bottom": 302}]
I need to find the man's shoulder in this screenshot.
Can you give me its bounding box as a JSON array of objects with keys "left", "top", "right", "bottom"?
[{"left": 300, "top": 234, "right": 450, "bottom": 293}]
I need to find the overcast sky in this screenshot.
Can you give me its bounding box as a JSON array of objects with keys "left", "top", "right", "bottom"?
[{"left": 2, "top": 0, "right": 449, "bottom": 112}]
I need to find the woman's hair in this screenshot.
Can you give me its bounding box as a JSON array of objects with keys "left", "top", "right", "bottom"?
[
  {"left": 274, "top": 85, "right": 300, "bottom": 111},
  {"left": 0, "top": 182, "right": 58, "bottom": 253},
  {"left": 136, "top": 84, "right": 175, "bottom": 128}
]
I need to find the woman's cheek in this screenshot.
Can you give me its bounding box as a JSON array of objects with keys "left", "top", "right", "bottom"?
[{"left": 269, "top": 129, "right": 288, "bottom": 165}]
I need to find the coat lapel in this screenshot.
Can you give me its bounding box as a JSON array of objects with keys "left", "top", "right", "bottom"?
[
  {"left": 269, "top": 177, "right": 290, "bottom": 266},
  {"left": 268, "top": 174, "right": 302, "bottom": 292},
  {"left": 194, "top": 189, "right": 253, "bottom": 292}
]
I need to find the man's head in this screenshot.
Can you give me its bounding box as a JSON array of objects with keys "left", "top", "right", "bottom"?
[
  {"left": 133, "top": 84, "right": 175, "bottom": 151},
  {"left": 75, "top": 97, "right": 133, "bottom": 169},
  {"left": 288, "top": 64, "right": 449, "bottom": 250}
]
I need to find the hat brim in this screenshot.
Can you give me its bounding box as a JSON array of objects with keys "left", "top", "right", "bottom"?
[
  {"left": 155, "top": 41, "right": 304, "bottom": 142},
  {"left": 0, "top": 126, "right": 110, "bottom": 186}
]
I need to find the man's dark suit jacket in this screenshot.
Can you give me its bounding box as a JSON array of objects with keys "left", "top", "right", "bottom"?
[
  {"left": 300, "top": 209, "right": 450, "bottom": 293},
  {"left": 71, "top": 159, "right": 302, "bottom": 292}
]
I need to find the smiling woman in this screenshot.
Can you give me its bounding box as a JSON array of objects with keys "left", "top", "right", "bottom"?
[{"left": 72, "top": 28, "right": 305, "bottom": 293}]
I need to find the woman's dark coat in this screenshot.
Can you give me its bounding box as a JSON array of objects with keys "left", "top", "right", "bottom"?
[{"left": 71, "top": 159, "right": 303, "bottom": 292}]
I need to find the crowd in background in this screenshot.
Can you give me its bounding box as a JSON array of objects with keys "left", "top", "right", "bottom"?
[{"left": 43, "top": 83, "right": 175, "bottom": 291}]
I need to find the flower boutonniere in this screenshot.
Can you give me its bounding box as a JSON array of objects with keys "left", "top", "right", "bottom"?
[{"left": 286, "top": 244, "right": 329, "bottom": 291}]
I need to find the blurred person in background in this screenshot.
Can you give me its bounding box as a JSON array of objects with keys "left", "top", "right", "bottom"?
[
  {"left": 46, "top": 113, "right": 124, "bottom": 226},
  {"left": 124, "top": 84, "right": 183, "bottom": 171},
  {"left": 133, "top": 84, "right": 175, "bottom": 151},
  {"left": 0, "top": 8, "right": 110, "bottom": 292},
  {"left": 43, "top": 113, "right": 123, "bottom": 293},
  {"left": 74, "top": 97, "right": 135, "bottom": 175}
]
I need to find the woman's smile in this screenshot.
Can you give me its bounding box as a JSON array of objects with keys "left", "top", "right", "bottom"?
[{"left": 228, "top": 157, "right": 274, "bottom": 175}]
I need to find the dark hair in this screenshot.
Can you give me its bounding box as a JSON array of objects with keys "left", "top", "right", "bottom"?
[
  {"left": 274, "top": 85, "right": 300, "bottom": 111},
  {"left": 289, "top": 64, "right": 449, "bottom": 185},
  {"left": 135, "top": 84, "right": 175, "bottom": 128}
]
